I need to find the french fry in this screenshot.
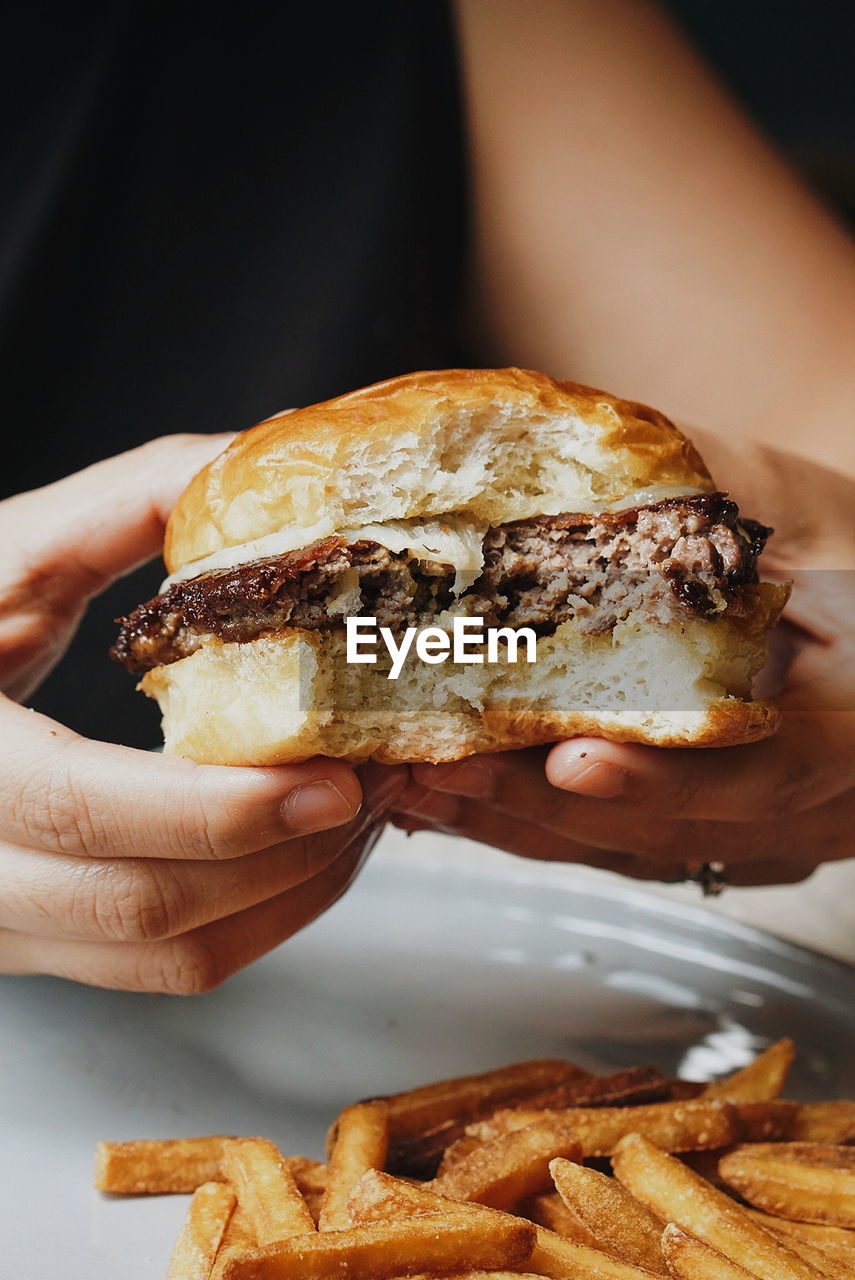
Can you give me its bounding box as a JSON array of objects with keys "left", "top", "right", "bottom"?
[
  {"left": 375, "top": 1059, "right": 591, "bottom": 1140},
  {"left": 719, "top": 1143, "right": 855, "bottom": 1229},
  {"left": 748, "top": 1210, "right": 855, "bottom": 1251},
  {"left": 772, "top": 1237, "right": 854, "bottom": 1280},
  {"left": 660, "top": 1223, "right": 756, "bottom": 1280},
  {"left": 387, "top": 1067, "right": 667, "bottom": 1178},
  {"left": 346, "top": 1168, "right": 514, "bottom": 1227},
  {"left": 283, "top": 1157, "right": 328, "bottom": 1224},
  {"left": 734, "top": 1101, "right": 799, "bottom": 1141},
  {"left": 748, "top": 1210, "right": 855, "bottom": 1276},
  {"left": 402, "top": 1274, "right": 546, "bottom": 1280},
  {"left": 221, "top": 1138, "right": 315, "bottom": 1244},
  {"left": 435, "top": 1274, "right": 547, "bottom": 1280},
  {"left": 96, "top": 1039, "right": 855, "bottom": 1280},
  {"left": 346, "top": 1170, "right": 662, "bottom": 1280},
  {"left": 522, "top": 1191, "right": 600, "bottom": 1246},
  {"left": 612, "top": 1133, "right": 825, "bottom": 1280},
  {"left": 467, "top": 1100, "right": 737, "bottom": 1158},
  {"left": 549, "top": 1157, "right": 668, "bottom": 1275},
  {"left": 321, "top": 1101, "right": 390, "bottom": 1230},
  {"left": 677, "top": 1108, "right": 799, "bottom": 1192},
  {"left": 526, "top": 1224, "right": 664, "bottom": 1280},
  {"left": 666, "top": 1218, "right": 853, "bottom": 1280},
  {"left": 667, "top": 1081, "right": 707, "bottom": 1101},
  {"left": 220, "top": 1210, "right": 536, "bottom": 1280},
  {"left": 703, "top": 1039, "right": 795, "bottom": 1103},
  {"left": 385, "top": 1127, "right": 469, "bottom": 1179},
  {"left": 167, "top": 1180, "right": 235, "bottom": 1280},
  {"left": 430, "top": 1119, "right": 582, "bottom": 1211},
  {"left": 211, "top": 1205, "right": 258, "bottom": 1280},
  {"left": 437, "top": 1135, "right": 486, "bottom": 1176},
  {"left": 680, "top": 1149, "right": 732, "bottom": 1189},
  {"left": 789, "top": 1104, "right": 855, "bottom": 1146},
  {"left": 385, "top": 1127, "right": 467, "bottom": 1179},
  {"left": 94, "top": 1136, "right": 234, "bottom": 1194},
  {"left": 316, "top": 1274, "right": 547, "bottom": 1280},
  {"left": 285, "top": 1156, "right": 328, "bottom": 1197},
  {"left": 512, "top": 1065, "right": 670, "bottom": 1112},
  {"left": 746, "top": 1222, "right": 855, "bottom": 1280}
]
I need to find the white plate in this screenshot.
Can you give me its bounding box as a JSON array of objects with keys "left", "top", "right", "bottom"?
[{"left": 3, "top": 844, "right": 854, "bottom": 1274}]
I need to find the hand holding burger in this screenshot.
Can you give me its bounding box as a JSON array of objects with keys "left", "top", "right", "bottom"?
[
  {"left": 0, "top": 435, "right": 405, "bottom": 993},
  {"left": 393, "top": 425, "right": 855, "bottom": 888},
  {"left": 114, "top": 369, "right": 787, "bottom": 764},
  {"left": 2, "top": 372, "right": 850, "bottom": 999}
]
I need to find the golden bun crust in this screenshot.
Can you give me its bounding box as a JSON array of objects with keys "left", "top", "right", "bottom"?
[
  {"left": 165, "top": 368, "right": 714, "bottom": 573},
  {"left": 140, "top": 583, "right": 787, "bottom": 763}
]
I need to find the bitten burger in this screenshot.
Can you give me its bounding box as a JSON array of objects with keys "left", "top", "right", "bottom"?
[{"left": 113, "top": 368, "right": 787, "bottom": 763}]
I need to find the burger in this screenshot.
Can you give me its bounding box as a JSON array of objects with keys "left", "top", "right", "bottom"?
[{"left": 112, "top": 368, "right": 788, "bottom": 763}]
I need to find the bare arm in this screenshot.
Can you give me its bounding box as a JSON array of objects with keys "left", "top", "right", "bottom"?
[
  {"left": 397, "top": 5, "right": 855, "bottom": 890},
  {"left": 454, "top": 0, "right": 855, "bottom": 474},
  {"left": 393, "top": 437, "right": 855, "bottom": 887}
]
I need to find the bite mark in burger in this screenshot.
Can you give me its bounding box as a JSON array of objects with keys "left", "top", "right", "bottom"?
[{"left": 113, "top": 369, "right": 789, "bottom": 764}]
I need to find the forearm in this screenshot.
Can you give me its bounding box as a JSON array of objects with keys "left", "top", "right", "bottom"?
[{"left": 455, "top": 0, "right": 855, "bottom": 474}]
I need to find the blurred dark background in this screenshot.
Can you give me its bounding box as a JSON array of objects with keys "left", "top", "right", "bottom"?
[
  {"left": 6, "top": 0, "right": 854, "bottom": 748},
  {"left": 665, "top": 0, "right": 855, "bottom": 224}
]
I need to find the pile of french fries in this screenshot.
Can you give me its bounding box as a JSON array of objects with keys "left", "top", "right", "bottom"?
[{"left": 94, "top": 1038, "right": 855, "bottom": 1280}]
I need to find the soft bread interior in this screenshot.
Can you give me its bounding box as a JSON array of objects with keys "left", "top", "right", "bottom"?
[
  {"left": 141, "top": 583, "right": 786, "bottom": 763},
  {"left": 165, "top": 370, "right": 713, "bottom": 574}
]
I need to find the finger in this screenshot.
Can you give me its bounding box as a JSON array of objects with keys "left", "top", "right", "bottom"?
[
  {"left": 0, "top": 699, "right": 363, "bottom": 859},
  {"left": 388, "top": 802, "right": 819, "bottom": 888},
  {"left": 404, "top": 756, "right": 844, "bottom": 883},
  {"left": 546, "top": 710, "right": 855, "bottom": 822},
  {"left": 0, "top": 828, "right": 375, "bottom": 991},
  {"left": 407, "top": 750, "right": 689, "bottom": 860},
  {"left": 391, "top": 779, "right": 466, "bottom": 831},
  {"left": 356, "top": 761, "right": 411, "bottom": 815},
  {"left": 0, "top": 772, "right": 400, "bottom": 942},
  {"left": 721, "top": 859, "right": 818, "bottom": 887},
  {"left": 390, "top": 794, "right": 679, "bottom": 881},
  {"left": 2, "top": 434, "right": 235, "bottom": 701},
  {"left": 4, "top": 433, "right": 233, "bottom": 600},
  {"left": 389, "top": 800, "right": 821, "bottom": 889},
  {"left": 406, "top": 751, "right": 812, "bottom": 867}
]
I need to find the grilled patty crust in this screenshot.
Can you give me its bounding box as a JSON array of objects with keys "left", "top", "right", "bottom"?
[{"left": 113, "top": 494, "right": 770, "bottom": 673}]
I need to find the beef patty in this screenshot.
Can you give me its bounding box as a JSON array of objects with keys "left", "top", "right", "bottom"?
[{"left": 112, "top": 494, "right": 770, "bottom": 672}]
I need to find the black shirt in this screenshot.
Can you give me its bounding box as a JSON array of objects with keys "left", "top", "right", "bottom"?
[{"left": 3, "top": 2, "right": 468, "bottom": 746}]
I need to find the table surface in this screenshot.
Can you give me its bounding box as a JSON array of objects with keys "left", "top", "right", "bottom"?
[
  {"left": 377, "top": 827, "right": 855, "bottom": 966},
  {"left": 5, "top": 841, "right": 854, "bottom": 1277}
]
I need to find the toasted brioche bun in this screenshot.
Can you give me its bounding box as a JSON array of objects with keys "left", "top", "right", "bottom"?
[
  {"left": 141, "top": 368, "right": 785, "bottom": 762},
  {"left": 164, "top": 367, "right": 714, "bottom": 576}
]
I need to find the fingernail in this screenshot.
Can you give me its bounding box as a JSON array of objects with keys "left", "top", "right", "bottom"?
[
  {"left": 553, "top": 759, "right": 627, "bottom": 798},
  {"left": 436, "top": 760, "right": 496, "bottom": 799},
  {"left": 282, "top": 780, "right": 359, "bottom": 833}
]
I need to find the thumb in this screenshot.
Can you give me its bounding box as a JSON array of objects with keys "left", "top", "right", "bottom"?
[
  {"left": 4, "top": 433, "right": 234, "bottom": 603},
  {"left": 1, "top": 434, "right": 234, "bottom": 700}
]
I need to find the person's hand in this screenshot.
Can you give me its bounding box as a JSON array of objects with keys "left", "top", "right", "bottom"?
[
  {"left": 392, "top": 436, "right": 855, "bottom": 887},
  {"left": 0, "top": 436, "right": 406, "bottom": 991}
]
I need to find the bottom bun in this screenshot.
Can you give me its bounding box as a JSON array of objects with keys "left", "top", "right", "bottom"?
[{"left": 140, "top": 583, "right": 787, "bottom": 764}]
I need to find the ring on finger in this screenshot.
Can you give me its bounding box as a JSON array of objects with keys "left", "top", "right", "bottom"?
[{"left": 685, "top": 860, "right": 729, "bottom": 897}]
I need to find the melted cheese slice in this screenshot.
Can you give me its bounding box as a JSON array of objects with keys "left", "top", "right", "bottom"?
[
  {"left": 161, "top": 516, "right": 489, "bottom": 595},
  {"left": 605, "top": 484, "right": 705, "bottom": 511},
  {"left": 161, "top": 486, "right": 704, "bottom": 592}
]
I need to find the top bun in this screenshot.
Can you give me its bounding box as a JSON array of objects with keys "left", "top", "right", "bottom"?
[{"left": 165, "top": 368, "right": 714, "bottom": 574}]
